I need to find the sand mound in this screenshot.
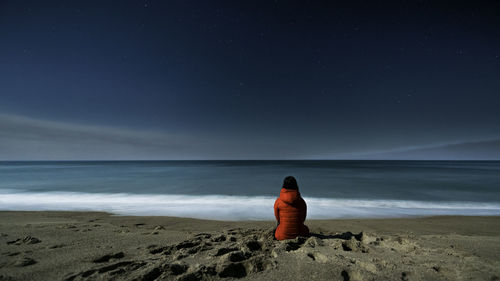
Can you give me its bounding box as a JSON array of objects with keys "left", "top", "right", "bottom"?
[
  {"left": 63, "top": 228, "right": 281, "bottom": 281},
  {"left": 62, "top": 228, "right": 376, "bottom": 281}
]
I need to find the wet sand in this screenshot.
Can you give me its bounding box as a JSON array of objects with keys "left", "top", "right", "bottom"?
[{"left": 1, "top": 211, "right": 500, "bottom": 280}]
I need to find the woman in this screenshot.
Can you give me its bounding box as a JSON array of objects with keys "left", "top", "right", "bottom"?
[{"left": 274, "top": 176, "right": 310, "bottom": 240}]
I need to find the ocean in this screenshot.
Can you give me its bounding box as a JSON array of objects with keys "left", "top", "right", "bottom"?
[{"left": 1, "top": 160, "right": 500, "bottom": 220}]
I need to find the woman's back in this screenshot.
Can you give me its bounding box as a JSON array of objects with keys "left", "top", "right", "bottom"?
[{"left": 274, "top": 177, "right": 309, "bottom": 240}]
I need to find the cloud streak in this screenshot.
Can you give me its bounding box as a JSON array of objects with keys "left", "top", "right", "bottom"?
[
  {"left": 0, "top": 114, "right": 326, "bottom": 160},
  {"left": 353, "top": 138, "right": 500, "bottom": 160},
  {"left": 1, "top": 114, "right": 499, "bottom": 160},
  {"left": 0, "top": 114, "right": 197, "bottom": 160}
]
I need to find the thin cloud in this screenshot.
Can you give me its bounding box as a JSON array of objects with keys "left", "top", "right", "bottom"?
[
  {"left": 352, "top": 138, "right": 500, "bottom": 160},
  {"left": 0, "top": 114, "right": 196, "bottom": 160},
  {"left": 0, "top": 114, "right": 319, "bottom": 160},
  {"left": 1, "top": 114, "right": 499, "bottom": 160}
]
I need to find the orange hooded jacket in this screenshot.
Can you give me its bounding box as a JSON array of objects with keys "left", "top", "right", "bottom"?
[{"left": 274, "top": 188, "right": 310, "bottom": 240}]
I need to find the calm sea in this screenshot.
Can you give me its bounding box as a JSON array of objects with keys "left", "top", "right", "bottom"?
[{"left": 1, "top": 160, "right": 500, "bottom": 220}]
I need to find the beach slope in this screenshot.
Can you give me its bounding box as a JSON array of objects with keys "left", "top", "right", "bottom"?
[{"left": 1, "top": 212, "right": 500, "bottom": 280}]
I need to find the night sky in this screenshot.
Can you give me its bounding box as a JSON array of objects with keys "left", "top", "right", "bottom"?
[{"left": 1, "top": 1, "right": 499, "bottom": 160}]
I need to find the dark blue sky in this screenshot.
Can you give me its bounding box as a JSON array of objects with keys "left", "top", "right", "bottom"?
[{"left": 1, "top": 1, "right": 499, "bottom": 159}]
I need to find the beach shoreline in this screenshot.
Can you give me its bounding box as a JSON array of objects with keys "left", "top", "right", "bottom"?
[{"left": 1, "top": 211, "right": 500, "bottom": 280}]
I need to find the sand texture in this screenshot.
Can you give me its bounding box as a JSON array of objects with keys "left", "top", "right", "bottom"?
[{"left": 1, "top": 212, "right": 500, "bottom": 281}]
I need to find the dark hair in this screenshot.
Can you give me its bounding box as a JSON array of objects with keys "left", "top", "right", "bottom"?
[{"left": 283, "top": 176, "right": 299, "bottom": 190}]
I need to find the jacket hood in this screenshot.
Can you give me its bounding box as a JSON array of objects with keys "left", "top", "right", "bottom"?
[{"left": 279, "top": 188, "right": 301, "bottom": 204}]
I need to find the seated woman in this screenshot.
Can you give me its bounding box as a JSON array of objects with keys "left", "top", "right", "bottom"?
[{"left": 274, "top": 176, "right": 310, "bottom": 240}]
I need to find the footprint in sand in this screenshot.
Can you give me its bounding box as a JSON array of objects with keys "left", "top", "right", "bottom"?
[
  {"left": 342, "top": 237, "right": 369, "bottom": 253},
  {"left": 305, "top": 252, "right": 329, "bottom": 263},
  {"left": 14, "top": 257, "right": 36, "bottom": 267},
  {"left": 92, "top": 252, "right": 125, "bottom": 263},
  {"left": 142, "top": 228, "right": 278, "bottom": 279},
  {"left": 6, "top": 236, "right": 41, "bottom": 245},
  {"left": 47, "top": 244, "right": 65, "bottom": 249}
]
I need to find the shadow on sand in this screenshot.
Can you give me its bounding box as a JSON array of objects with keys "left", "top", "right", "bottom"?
[{"left": 310, "top": 231, "right": 363, "bottom": 241}]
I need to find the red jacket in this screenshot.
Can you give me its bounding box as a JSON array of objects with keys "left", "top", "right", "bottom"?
[{"left": 274, "top": 188, "right": 309, "bottom": 240}]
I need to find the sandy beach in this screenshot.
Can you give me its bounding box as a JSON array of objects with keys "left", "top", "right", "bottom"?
[{"left": 1, "top": 212, "right": 499, "bottom": 281}]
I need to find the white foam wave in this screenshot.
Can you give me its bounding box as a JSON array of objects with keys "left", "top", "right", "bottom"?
[{"left": 1, "top": 190, "right": 500, "bottom": 220}]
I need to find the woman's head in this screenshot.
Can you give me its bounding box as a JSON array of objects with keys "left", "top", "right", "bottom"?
[{"left": 283, "top": 176, "right": 299, "bottom": 190}]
